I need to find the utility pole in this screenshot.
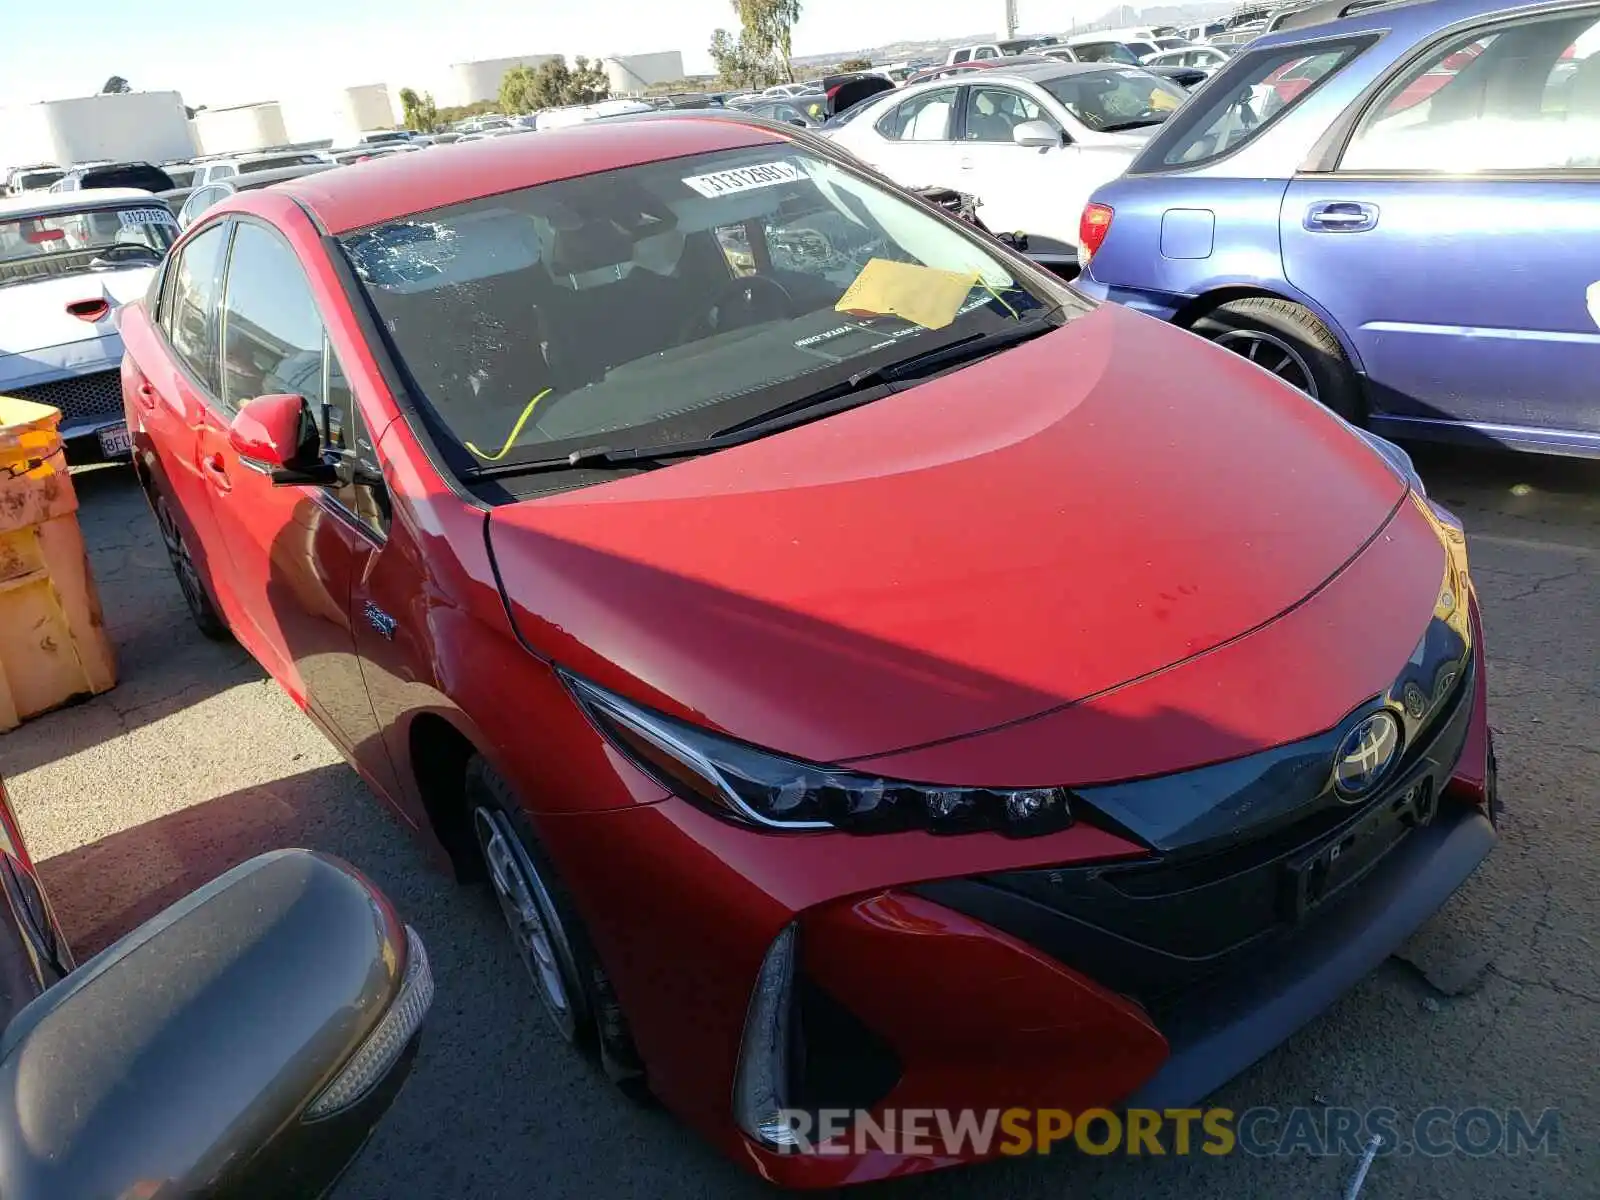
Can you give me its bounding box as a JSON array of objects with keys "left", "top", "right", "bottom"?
[{"left": 1000, "top": 0, "right": 1019, "bottom": 38}]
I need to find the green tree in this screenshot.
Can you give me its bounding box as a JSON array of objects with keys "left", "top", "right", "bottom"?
[
  {"left": 837, "top": 57, "right": 872, "bottom": 73},
  {"left": 398, "top": 87, "right": 441, "bottom": 132},
  {"left": 734, "top": 0, "right": 803, "bottom": 82},
  {"left": 708, "top": 27, "right": 782, "bottom": 89},
  {"left": 435, "top": 99, "right": 503, "bottom": 126},
  {"left": 500, "top": 57, "right": 610, "bottom": 113},
  {"left": 499, "top": 63, "right": 545, "bottom": 113}
]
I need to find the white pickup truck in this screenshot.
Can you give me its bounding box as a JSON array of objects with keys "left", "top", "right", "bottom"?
[{"left": 945, "top": 36, "right": 1059, "bottom": 64}]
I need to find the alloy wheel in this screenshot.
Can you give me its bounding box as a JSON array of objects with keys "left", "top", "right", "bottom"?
[
  {"left": 1211, "top": 328, "right": 1320, "bottom": 400},
  {"left": 473, "top": 806, "right": 580, "bottom": 1041},
  {"left": 155, "top": 498, "right": 211, "bottom": 623}
]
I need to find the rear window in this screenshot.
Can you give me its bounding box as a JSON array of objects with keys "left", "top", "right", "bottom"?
[
  {"left": 13, "top": 170, "right": 63, "bottom": 192},
  {"left": 1038, "top": 69, "right": 1189, "bottom": 131},
  {"left": 1144, "top": 38, "right": 1371, "bottom": 168},
  {"left": 79, "top": 164, "right": 176, "bottom": 193},
  {"left": 240, "top": 154, "right": 325, "bottom": 173},
  {"left": 1073, "top": 42, "right": 1140, "bottom": 64}
]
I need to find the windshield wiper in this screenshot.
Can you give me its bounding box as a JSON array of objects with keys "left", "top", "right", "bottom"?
[
  {"left": 713, "top": 312, "right": 1064, "bottom": 439},
  {"left": 463, "top": 440, "right": 722, "bottom": 479},
  {"left": 466, "top": 313, "right": 1065, "bottom": 481},
  {"left": 1099, "top": 118, "right": 1165, "bottom": 132}
]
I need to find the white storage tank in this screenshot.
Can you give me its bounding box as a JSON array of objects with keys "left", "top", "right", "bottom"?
[
  {"left": 342, "top": 84, "right": 400, "bottom": 132},
  {"left": 0, "top": 92, "right": 196, "bottom": 170},
  {"left": 193, "top": 103, "right": 291, "bottom": 155},
  {"left": 603, "top": 51, "right": 686, "bottom": 94},
  {"left": 447, "top": 55, "right": 560, "bottom": 107}
]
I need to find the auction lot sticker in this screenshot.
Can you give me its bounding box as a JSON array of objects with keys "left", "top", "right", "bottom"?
[
  {"left": 119, "top": 207, "right": 178, "bottom": 228},
  {"left": 683, "top": 162, "right": 801, "bottom": 198}
]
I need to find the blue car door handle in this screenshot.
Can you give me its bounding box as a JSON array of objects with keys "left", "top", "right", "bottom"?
[{"left": 1305, "top": 201, "right": 1379, "bottom": 233}]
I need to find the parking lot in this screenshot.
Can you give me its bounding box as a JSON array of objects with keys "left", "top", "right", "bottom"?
[{"left": 1, "top": 446, "right": 1595, "bottom": 1200}]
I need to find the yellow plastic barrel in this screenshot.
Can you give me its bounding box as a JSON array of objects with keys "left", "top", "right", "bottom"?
[{"left": 0, "top": 396, "right": 117, "bottom": 730}]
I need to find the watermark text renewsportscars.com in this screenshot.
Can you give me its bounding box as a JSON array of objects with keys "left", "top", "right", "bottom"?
[{"left": 772, "top": 1107, "right": 1560, "bottom": 1159}]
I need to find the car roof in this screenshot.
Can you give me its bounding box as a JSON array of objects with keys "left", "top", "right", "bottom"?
[
  {"left": 0, "top": 187, "right": 159, "bottom": 218},
  {"left": 276, "top": 116, "right": 783, "bottom": 234},
  {"left": 1252, "top": 0, "right": 1546, "bottom": 45}
]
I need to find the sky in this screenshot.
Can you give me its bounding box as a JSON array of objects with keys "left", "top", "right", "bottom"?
[{"left": 0, "top": 0, "right": 1115, "bottom": 111}]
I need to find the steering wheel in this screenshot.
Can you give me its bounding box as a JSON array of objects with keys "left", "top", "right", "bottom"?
[
  {"left": 90, "top": 242, "right": 162, "bottom": 267},
  {"left": 682, "top": 275, "right": 794, "bottom": 341}
]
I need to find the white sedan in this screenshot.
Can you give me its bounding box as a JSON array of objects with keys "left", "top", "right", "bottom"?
[
  {"left": 827, "top": 61, "right": 1188, "bottom": 251},
  {"left": 0, "top": 189, "right": 176, "bottom": 459}
]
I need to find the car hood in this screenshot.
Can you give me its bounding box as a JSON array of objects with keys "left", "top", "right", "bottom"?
[
  {"left": 488, "top": 304, "right": 1406, "bottom": 765},
  {"left": 0, "top": 268, "right": 152, "bottom": 357}
]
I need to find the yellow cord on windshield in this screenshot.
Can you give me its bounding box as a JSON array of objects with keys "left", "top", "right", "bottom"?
[
  {"left": 465, "top": 388, "right": 554, "bottom": 461},
  {"left": 978, "top": 277, "right": 1019, "bottom": 320}
]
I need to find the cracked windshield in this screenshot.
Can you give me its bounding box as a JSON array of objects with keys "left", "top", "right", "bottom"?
[{"left": 344, "top": 145, "right": 1062, "bottom": 471}]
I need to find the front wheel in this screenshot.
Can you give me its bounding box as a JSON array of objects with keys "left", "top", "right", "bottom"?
[
  {"left": 466, "top": 758, "right": 648, "bottom": 1099},
  {"left": 1189, "top": 297, "right": 1362, "bottom": 421}
]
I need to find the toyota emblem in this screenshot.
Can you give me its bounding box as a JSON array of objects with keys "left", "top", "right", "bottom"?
[{"left": 1333, "top": 711, "right": 1400, "bottom": 799}]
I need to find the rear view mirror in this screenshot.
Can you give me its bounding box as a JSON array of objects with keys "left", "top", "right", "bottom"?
[
  {"left": 1012, "top": 119, "right": 1061, "bottom": 149},
  {"left": 0, "top": 850, "right": 432, "bottom": 1200},
  {"left": 229, "top": 392, "right": 328, "bottom": 484}
]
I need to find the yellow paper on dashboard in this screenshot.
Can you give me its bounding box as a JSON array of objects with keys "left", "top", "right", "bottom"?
[
  {"left": 836, "top": 258, "right": 979, "bottom": 330},
  {"left": 1150, "top": 88, "right": 1181, "bottom": 112}
]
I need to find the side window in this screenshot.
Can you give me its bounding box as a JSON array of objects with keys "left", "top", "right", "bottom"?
[
  {"left": 1341, "top": 10, "right": 1600, "bottom": 171},
  {"left": 165, "top": 223, "right": 231, "bottom": 393},
  {"left": 1156, "top": 39, "right": 1370, "bottom": 167},
  {"left": 963, "top": 87, "right": 1056, "bottom": 142},
  {"left": 952, "top": 49, "right": 971, "bottom": 64},
  {"left": 213, "top": 165, "right": 237, "bottom": 180},
  {"left": 179, "top": 185, "right": 225, "bottom": 230},
  {"left": 219, "top": 222, "right": 325, "bottom": 415},
  {"left": 974, "top": 47, "right": 997, "bottom": 60},
  {"left": 876, "top": 87, "right": 959, "bottom": 140}
]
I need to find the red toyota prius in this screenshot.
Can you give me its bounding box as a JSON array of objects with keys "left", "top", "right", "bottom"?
[{"left": 120, "top": 117, "right": 1497, "bottom": 1186}]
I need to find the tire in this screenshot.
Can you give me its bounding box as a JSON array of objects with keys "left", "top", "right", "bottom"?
[
  {"left": 1189, "top": 297, "right": 1363, "bottom": 422},
  {"left": 465, "top": 757, "right": 649, "bottom": 1100},
  {"left": 151, "top": 492, "right": 230, "bottom": 641}
]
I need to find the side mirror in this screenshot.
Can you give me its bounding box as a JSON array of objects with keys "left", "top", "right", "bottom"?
[
  {"left": 229, "top": 392, "right": 332, "bottom": 486},
  {"left": 1012, "top": 120, "right": 1061, "bottom": 149},
  {"left": 0, "top": 850, "right": 432, "bottom": 1200}
]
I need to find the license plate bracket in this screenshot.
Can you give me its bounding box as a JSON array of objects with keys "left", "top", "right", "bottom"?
[
  {"left": 97, "top": 423, "right": 132, "bottom": 457},
  {"left": 1282, "top": 778, "right": 1436, "bottom": 922}
]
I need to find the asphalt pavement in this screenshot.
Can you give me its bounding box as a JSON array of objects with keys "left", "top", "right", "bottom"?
[{"left": 1, "top": 444, "right": 1595, "bottom": 1200}]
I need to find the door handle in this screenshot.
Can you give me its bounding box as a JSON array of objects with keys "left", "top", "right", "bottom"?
[
  {"left": 201, "top": 452, "right": 231, "bottom": 493},
  {"left": 1304, "top": 201, "right": 1378, "bottom": 233},
  {"left": 134, "top": 382, "right": 157, "bottom": 410}
]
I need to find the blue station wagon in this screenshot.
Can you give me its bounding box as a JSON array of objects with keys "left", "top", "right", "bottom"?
[{"left": 1075, "top": 0, "right": 1600, "bottom": 457}]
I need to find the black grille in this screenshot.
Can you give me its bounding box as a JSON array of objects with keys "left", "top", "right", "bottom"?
[
  {"left": 915, "top": 658, "right": 1478, "bottom": 1021},
  {"left": 5, "top": 371, "right": 123, "bottom": 424}
]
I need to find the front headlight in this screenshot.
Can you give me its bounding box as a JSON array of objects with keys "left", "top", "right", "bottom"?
[
  {"left": 565, "top": 674, "right": 1072, "bottom": 837},
  {"left": 1353, "top": 426, "right": 1427, "bottom": 497}
]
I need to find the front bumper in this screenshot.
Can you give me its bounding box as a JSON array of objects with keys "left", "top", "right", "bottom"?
[
  {"left": 534, "top": 599, "right": 1494, "bottom": 1189},
  {"left": 1, "top": 339, "right": 128, "bottom": 443}
]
